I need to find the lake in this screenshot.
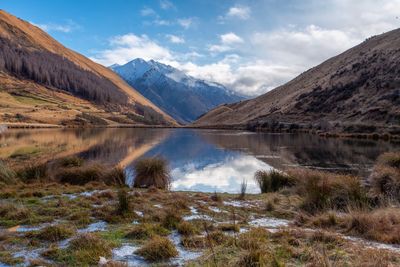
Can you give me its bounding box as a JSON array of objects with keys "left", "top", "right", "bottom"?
[{"left": 1, "top": 128, "right": 399, "bottom": 193}]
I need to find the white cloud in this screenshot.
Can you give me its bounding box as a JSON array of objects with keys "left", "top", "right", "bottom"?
[
  {"left": 91, "top": 34, "right": 173, "bottom": 66},
  {"left": 226, "top": 5, "right": 251, "bottom": 20},
  {"left": 220, "top": 32, "right": 244, "bottom": 44},
  {"left": 208, "top": 44, "right": 232, "bottom": 53},
  {"left": 160, "top": 0, "right": 175, "bottom": 10},
  {"left": 32, "top": 21, "right": 79, "bottom": 33},
  {"left": 153, "top": 19, "right": 171, "bottom": 26},
  {"left": 140, "top": 7, "right": 156, "bottom": 17},
  {"left": 171, "top": 155, "right": 270, "bottom": 193},
  {"left": 178, "top": 18, "right": 194, "bottom": 29},
  {"left": 166, "top": 34, "right": 185, "bottom": 44}
]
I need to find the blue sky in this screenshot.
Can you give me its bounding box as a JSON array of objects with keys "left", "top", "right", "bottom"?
[{"left": 3, "top": 0, "right": 400, "bottom": 96}]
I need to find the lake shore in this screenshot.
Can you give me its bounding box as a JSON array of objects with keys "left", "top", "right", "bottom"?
[
  {"left": 1, "top": 153, "right": 400, "bottom": 266},
  {"left": 2, "top": 122, "right": 399, "bottom": 142}
]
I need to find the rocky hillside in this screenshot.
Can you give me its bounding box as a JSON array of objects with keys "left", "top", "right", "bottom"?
[
  {"left": 194, "top": 29, "right": 400, "bottom": 136},
  {"left": 0, "top": 10, "right": 176, "bottom": 126},
  {"left": 112, "top": 59, "right": 244, "bottom": 124}
]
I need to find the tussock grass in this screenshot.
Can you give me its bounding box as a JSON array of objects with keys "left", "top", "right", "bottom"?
[
  {"left": 125, "top": 223, "right": 169, "bottom": 240},
  {"left": 46, "top": 233, "right": 115, "bottom": 266},
  {"left": 346, "top": 208, "right": 400, "bottom": 244},
  {"left": 162, "top": 209, "right": 182, "bottom": 230},
  {"left": 133, "top": 158, "right": 171, "bottom": 190},
  {"left": 18, "top": 164, "right": 48, "bottom": 182},
  {"left": 377, "top": 152, "right": 400, "bottom": 169},
  {"left": 116, "top": 188, "right": 130, "bottom": 215},
  {"left": 254, "top": 170, "right": 294, "bottom": 193},
  {"left": 59, "top": 156, "right": 84, "bottom": 168},
  {"left": 136, "top": 236, "right": 178, "bottom": 261},
  {"left": 369, "top": 152, "right": 400, "bottom": 201},
  {"left": 57, "top": 165, "right": 104, "bottom": 185},
  {"left": 289, "top": 169, "right": 368, "bottom": 213},
  {"left": 177, "top": 221, "right": 199, "bottom": 236},
  {"left": 104, "top": 167, "right": 126, "bottom": 186},
  {"left": 0, "top": 202, "right": 31, "bottom": 226},
  {"left": 0, "top": 162, "right": 17, "bottom": 185},
  {"left": 29, "top": 225, "right": 75, "bottom": 242}
]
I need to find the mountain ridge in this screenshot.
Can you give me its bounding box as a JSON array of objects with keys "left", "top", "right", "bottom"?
[
  {"left": 0, "top": 10, "right": 177, "bottom": 126},
  {"left": 112, "top": 58, "right": 245, "bottom": 123},
  {"left": 193, "top": 28, "right": 400, "bottom": 136}
]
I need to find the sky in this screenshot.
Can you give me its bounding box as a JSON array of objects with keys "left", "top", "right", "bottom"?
[{"left": 3, "top": 0, "right": 400, "bottom": 96}]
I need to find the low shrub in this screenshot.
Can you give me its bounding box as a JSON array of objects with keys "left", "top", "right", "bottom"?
[
  {"left": 133, "top": 158, "right": 171, "bottom": 190},
  {"left": 254, "top": 170, "right": 294, "bottom": 193},
  {"left": 136, "top": 236, "right": 178, "bottom": 261}
]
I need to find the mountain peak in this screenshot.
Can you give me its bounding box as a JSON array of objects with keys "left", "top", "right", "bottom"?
[{"left": 112, "top": 58, "right": 245, "bottom": 123}]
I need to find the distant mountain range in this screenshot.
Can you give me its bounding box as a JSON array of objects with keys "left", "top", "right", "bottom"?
[
  {"left": 111, "top": 59, "right": 245, "bottom": 123},
  {"left": 193, "top": 29, "right": 400, "bottom": 136},
  {"left": 0, "top": 10, "right": 176, "bottom": 126}
]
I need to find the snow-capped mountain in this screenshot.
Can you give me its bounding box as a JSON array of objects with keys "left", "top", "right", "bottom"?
[{"left": 111, "top": 59, "right": 245, "bottom": 123}]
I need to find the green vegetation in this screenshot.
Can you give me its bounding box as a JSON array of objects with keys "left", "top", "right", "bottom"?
[
  {"left": 133, "top": 157, "right": 171, "bottom": 189},
  {"left": 254, "top": 170, "right": 294, "bottom": 193},
  {"left": 45, "top": 233, "right": 115, "bottom": 266},
  {"left": 290, "top": 169, "right": 368, "bottom": 213},
  {"left": 0, "top": 154, "right": 399, "bottom": 266},
  {"left": 136, "top": 236, "right": 178, "bottom": 261},
  {"left": 0, "top": 162, "right": 17, "bottom": 185},
  {"left": 57, "top": 165, "right": 104, "bottom": 185},
  {"left": 59, "top": 156, "right": 84, "bottom": 168},
  {"left": 29, "top": 224, "right": 75, "bottom": 242}
]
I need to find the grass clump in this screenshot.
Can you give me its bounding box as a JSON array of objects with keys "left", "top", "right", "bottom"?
[
  {"left": 254, "top": 170, "right": 293, "bottom": 193},
  {"left": 125, "top": 223, "right": 169, "bottom": 240},
  {"left": 57, "top": 165, "right": 103, "bottom": 185},
  {"left": 30, "top": 225, "right": 75, "bottom": 242},
  {"left": 0, "top": 202, "right": 31, "bottom": 226},
  {"left": 46, "top": 233, "right": 114, "bottom": 266},
  {"left": 136, "top": 236, "right": 178, "bottom": 262},
  {"left": 0, "top": 162, "right": 17, "bottom": 185},
  {"left": 162, "top": 209, "right": 182, "bottom": 230},
  {"left": 290, "top": 169, "right": 368, "bottom": 213},
  {"left": 59, "top": 156, "right": 84, "bottom": 168},
  {"left": 346, "top": 208, "right": 400, "bottom": 244},
  {"left": 177, "top": 221, "right": 199, "bottom": 236},
  {"left": 104, "top": 167, "right": 126, "bottom": 186},
  {"left": 237, "top": 249, "right": 268, "bottom": 267},
  {"left": 369, "top": 152, "right": 400, "bottom": 201},
  {"left": 133, "top": 157, "right": 171, "bottom": 190},
  {"left": 377, "top": 152, "right": 400, "bottom": 169},
  {"left": 117, "top": 188, "right": 130, "bottom": 215},
  {"left": 18, "top": 164, "right": 47, "bottom": 182}
]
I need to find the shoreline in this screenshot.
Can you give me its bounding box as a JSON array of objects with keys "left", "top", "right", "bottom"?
[{"left": 2, "top": 122, "right": 399, "bottom": 142}]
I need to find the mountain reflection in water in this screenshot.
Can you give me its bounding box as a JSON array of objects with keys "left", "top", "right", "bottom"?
[{"left": 1, "top": 128, "right": 399, "bottom": 193}]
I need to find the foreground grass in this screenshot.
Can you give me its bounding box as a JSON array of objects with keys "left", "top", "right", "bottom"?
[{"left": 0, "top": 152, "right": 400, "bottom": 266}]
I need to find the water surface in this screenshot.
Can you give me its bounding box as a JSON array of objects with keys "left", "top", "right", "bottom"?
[{"left": 1, "top": 128, "right": 399, "bottom": 193}]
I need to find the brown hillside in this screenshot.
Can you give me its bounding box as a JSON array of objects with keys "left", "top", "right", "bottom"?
[
  {"left": 0, "top": 10, "right": 177, "bottom": 126},
  {"left": 194, "top": 28, "right": 400, "bottom": 135}
]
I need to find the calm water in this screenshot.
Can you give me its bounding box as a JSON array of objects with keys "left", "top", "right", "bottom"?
[{"left": 1, "top": 128, "right": 399, "bottom": 193}]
